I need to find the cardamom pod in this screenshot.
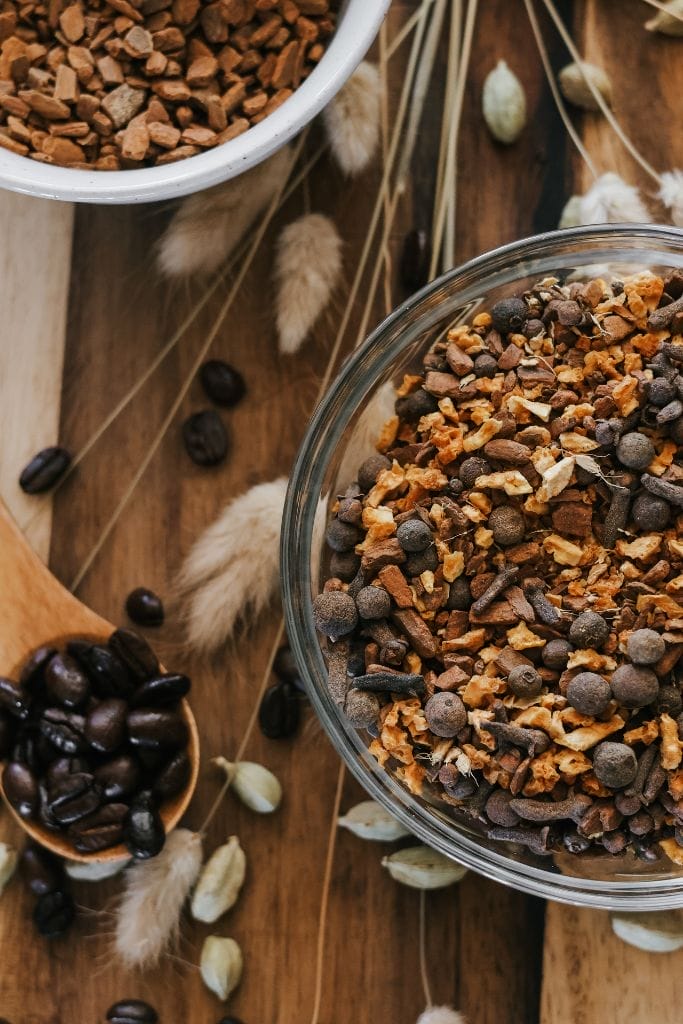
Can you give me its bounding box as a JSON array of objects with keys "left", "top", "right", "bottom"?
[
  {"left": 338, "top": 800, "right": 411, "bottom": 842},
  {"left": 645, "top": 0, "right": 683, "bottom": 36},
  {"left": 558, "top": 61, "right": 612, "bottom": 112},
  {"left": 213, "top": 757, "right": 282, "bottom": 813},
  {"left": 482, "top": 60, "right": 526, "bottom": 144},
  {"left": 381, "top": 845, "right": 467, "bottom": 889},
  {"left": 200, "top": 935, "right": 243, "bottom": 1000},
  {"left": 611, "top": 911, "right": 683, "bottom": 952},
  {"left": 558, "top": 195, "right": 582, "bottom": 229},
  {"left": 191, "top": 836, "right": 246, "bottom": 923},
  {"left": 65, "top": 857, "right": 129, "bottom": 881},
  {"left": 0, "top": 842, "right": 17, "bottom": 895}
]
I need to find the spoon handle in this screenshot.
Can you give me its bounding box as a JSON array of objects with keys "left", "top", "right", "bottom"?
[{"left": 0, "top": 499, "right": 104, "bottom": 673}]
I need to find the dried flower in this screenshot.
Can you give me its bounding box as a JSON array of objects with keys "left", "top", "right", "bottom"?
[
  {"left": 482, "top": 60, "right": 526, "bottom": 144},
  {"left": 658, "top": 170, "right": 683, "bottom": 226},
  {"left": 0, "top": 843, "right": 17, "bottom": 895},
  {"left": 157, "top": 146, "right": 295, "bottom": 277},
  {"left": 558, "top": 194, "right": 583, "bottom": 229},
  {"left": 323, "top": 61, "right": 381, "bottom": 176},
  {"left": 578, "top": 173, "right": 653, "bottom": 225},
  {"left": 213, "top": 757, "right": 282, "bottom": 813},
  {"left": 611, "top": 911, "right": 683, "bottom": 952},
  {"left": 114, "top": 828, "right": 203, "bottom": 970},
  {"left": 558, "top": 61, "right": 612, "bottom": 111},
  {"left": 338, "top": 800, "right": 412, "bottom": 842},
  {"left": 645, "top": 0, "right": 683, "bottom": 36},
  {"left": 191, "top": 836, "right": 246, "bottom": 924},
  {"left": 200, "top": 935, "right": 243, "bottom": 1001},
  {"left": 416, "top": 1009, "right": 468, "bottom": 1024},
  {"left": 381, "top": 845, "right": 467, "bottom": 889},
  {"left": 275, "top": 213, "right": 343, "bottom": 354},
  {"left": 65, "top": 857, "right": 129, "bottom": 881},
  {"left": 177, "top": 477, "right": 287, "bottom": 654}
]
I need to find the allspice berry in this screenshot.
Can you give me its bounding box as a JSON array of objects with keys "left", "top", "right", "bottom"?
[
  {"left": 446, "top": 577, "right": 472, "bottom": 611},
  {"left": 329, "top": 551, "right": 360, "bottom": 582},
  {"left": 488, "top": 505, "right": 525, "bottom": 547},
  {"left": 424, "top": 692, "right": 467, "bottom": 738},
  {"left": 616, "top": 432, "right": 655, "bottom": 470},
  {"left": 507, "top": 664, "right": 543, "bottom": 698},
  {"left": 357, "top": 454, "right": 391, "bottom": 492},
  {"left": 344, "top": 690, "right": 380, "bottom": 729},
  {"left": 355, "top": 586, "right": 391, "bottom": 621},
  {"left": 631, "top": 493, "right": 670, "bottom": 531},
  {"left": 395, "top": 389, "right": 438, "bottom": 423},
  {"left": 569, "top": 611, "right": 610, "bottom": 649},
  {"left": 313, "top": 592, "right": 358, "bottom": 640},
  {"left": 406, "top": 548, "right": 439, "bottom": 576},
  {"left": 592, "top": 741, "right": 637, "bottom": 789},
  {"left": 627, "top": 628, "right": 666, "bottom": 666},
  {"left": 566, "top": 672, "right": 612, "bottom": 716},
  {"left": 657, "top": 685, "right": 683, "bottom": 718},
  {"left": 325, "top": 519, "right": 360, "bottom": 553},
  {"left": 396, "top": 519, "right": 432, "bottom": 553},
  {"left": 611, "top": 664, "right": 659, "bottom": 709},
  {"left": 490, "top": 296, "right": 527, "bottom": 334},
  {"left": 542, "top": 639, "right": 573, "bottom": 670},
  {"left": 648, "top": 378, "right": 676, "bottom": 407},
  {"left": 459, "top": 456, "right": 491, "bottom": 488},
  {"left": 473, "top": 353, "right": 497, "bottom": 378}
]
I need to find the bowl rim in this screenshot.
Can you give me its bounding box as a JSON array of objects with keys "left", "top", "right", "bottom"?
[
  {"left": 0, "top": 0, "right": 391, "bottom": 203},
  {"left": 282, "top": 223, "right": 683, "bottom": 909}
]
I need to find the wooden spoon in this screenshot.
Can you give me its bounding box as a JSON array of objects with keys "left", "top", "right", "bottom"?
[{"left": 0, "top": 499, "right": 200, "bottom": 862}]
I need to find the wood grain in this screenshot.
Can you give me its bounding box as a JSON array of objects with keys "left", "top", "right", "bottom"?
[
  {"left": 0, "top": 193, "right": 73, "bottom": 559},
  {"left": 0, "top": 0, "right": 681, "bottom": 1021}
]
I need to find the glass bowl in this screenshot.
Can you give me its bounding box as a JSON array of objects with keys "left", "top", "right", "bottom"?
[{"left": 282, "top": 224, "right": 683, "bottom": 910}]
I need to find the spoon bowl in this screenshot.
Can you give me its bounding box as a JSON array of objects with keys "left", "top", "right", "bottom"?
[{"left": 0, "top": 499, "right": 200, "bottom": 862}]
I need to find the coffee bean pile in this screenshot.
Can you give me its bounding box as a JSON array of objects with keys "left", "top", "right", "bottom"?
[
  {"left": 0, "top": 0, "right": 338, "bottom": 168},
  {"left": 1, "top": 628, "right": 192, "bottom": 857},
  {"left": 316, "top": 270, "right": 683, "bottom": 863}
]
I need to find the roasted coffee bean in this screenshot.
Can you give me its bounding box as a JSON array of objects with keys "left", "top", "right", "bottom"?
[
  {"left": 45, "top": 654, "right": 90, "bottom": 709},
  {"left": 123, "top": 791, "right": 165, "bottom": 859},
  {"left": 0, "top": 713, "right": 13, "bottom": 759},
  {"left": 3, "top": 761, "right": 38, "bottom": 817},
  {"left": 33, "top": 889, "right": 75, "bottom": 937},
  {"left": 46, "top": 756, "right": 88, "bottom": 791},
  {"left": 258, "top": 681, "right": 300, "bottom": 739},
  {"left": 68, "top": 642, "right": 134, "bottom": 699},
  {"left": 274, "top": 646, "right": 298, "bottom": 683},
  {"left": 85, "top": 699, "right": 127, "bottom": 754},
  {"left": 48, "top": 768, "right": 94, "bottom": 805},
  {"left": 106, "top": 999, "right": 159, "bottom": 1024},
  {"left": 39, "top": 708, "right": 86, "bottom": 755},
  {"left": 153, "top": 750, "right": 192, "bottom": 801},
  {"left": 127, "top": 709, "right": 188, "bottom": 750},
  {"left": 182, "top": 410, "right": 229, "bottom": 466},
  {"left": 200, "top": 360, "right": 246, "bottom": 408},
  {"left": 0, "top": 677, "right": 30, "bottom": 720},
  {"left": 130, "top": 674, "right": 190, "bottom": 709},
  {"left": 125, "top": 588, "right": 164, "bottom": 628},
  {"left": 19, "top": 446, "right": 71, "bottom": 494},
  {"left": 20, "top": 842, "right": 64, "bottom": 896},
  {"left": 94, "top": 755, "right": 140, "bottom": 802},
  {"left": 108, "top": 629, "right": 159, "bottom": 681},
  {"left": 400, "top": 228, "right": 431, "bottom": 293},
  {"left": 70, "top": 803, "right": 128, "bottom": 853},
  {"left": 50, "top": 785, "right": 101, "bottom": 827},
  {"left": 137, "top": 746, "right": 167, "bottom": 774},
  {"left": 38, "top": 781, "right": 60, "bottom": 831},
  {"left": 20, "top": 645, "right": 57, "bottom": 690}
]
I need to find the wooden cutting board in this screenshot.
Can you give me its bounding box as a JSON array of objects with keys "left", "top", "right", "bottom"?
[{"left": 1, "top": 2, "right": 683, "bottom": 1022}]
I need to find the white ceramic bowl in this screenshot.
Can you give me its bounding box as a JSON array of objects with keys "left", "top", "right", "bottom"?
[{"left": 0, "top": 0, "right": 390, "bottom": 204}]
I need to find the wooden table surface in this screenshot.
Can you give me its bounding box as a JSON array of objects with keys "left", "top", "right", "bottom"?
[{"left": 1, "top": 2, "right": 683, "bottom": 1022}]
